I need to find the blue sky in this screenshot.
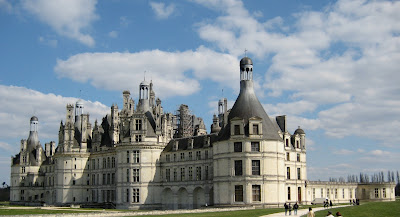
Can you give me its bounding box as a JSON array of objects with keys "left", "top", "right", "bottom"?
[{"left": 1, "top": 0, "right": 399, "bottom": 184}]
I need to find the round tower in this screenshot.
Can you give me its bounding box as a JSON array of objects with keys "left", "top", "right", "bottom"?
[
  {"left": 240, "top": 57, "right": 253, "bottom": 81},
  {"left": 75, "top": 100, "right": 84, "bottom": 117},
  {"left": 30, "top": 116, "right": 38, "bottom": 132},
  {"left": 138, "top": 80, "right": 150, "bottom": 112}
]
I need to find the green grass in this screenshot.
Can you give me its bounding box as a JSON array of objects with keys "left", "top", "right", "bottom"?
[
  {"left": 304, "top": 199, "right": 400, "bottom": 217},
  {"left": 0, "top": 209, "right": 90, "bottom": 215},
  {"left": 124, "top": 208, "right": 283, "bottom": 217}
]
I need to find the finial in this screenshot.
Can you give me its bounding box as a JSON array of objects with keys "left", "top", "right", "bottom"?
[
  {"left": 144, "top": 70, "right": 146, "bottom": 81},
  {"left": 244, "top": 48, "right": 248, "bottom": 57},
  {"left": 222, "top": 89, "right": 224, "bottom": 97}
]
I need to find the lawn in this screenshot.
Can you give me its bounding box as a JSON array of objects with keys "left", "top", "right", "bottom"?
[
  {"left": 124, "top": 208, "right": 283, "bottom": 217},
  {"left": 0, "top": 208, "right": 90, "bottom": 215},
  {"left": 303, "top": 199, "right": 400, "bottom": 217}
]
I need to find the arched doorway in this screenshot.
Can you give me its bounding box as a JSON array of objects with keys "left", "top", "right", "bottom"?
[
  {"left": 162, "top": 188, "right": 174, "bottom": 210},
  {"left": 193, "top": 187, "right": 205, "bottom": 209},
  {"left": 177, "top": 188, "right": 189, "bottom": 209}
]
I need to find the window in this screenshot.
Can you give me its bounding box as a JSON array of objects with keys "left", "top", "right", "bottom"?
[
  {"left": 205, "top": 166, "right": 209, "bottom": 180},
  {"left": 21, "top": 167, "right": 25, "bottom": 173},
  {"left": 180, "top": 153, "right": 185, "bottom": 161},
  {"left": 112, "top": 173, "right": 115, "bottom": 184},
  {"left": 72, "top": 180, "right": 76, "bottom": 185},
  {"left": 297, "top": 153, "right": 300, "bottom": 162},
  {"left": 135, "top": 135, "right": 142, "bottom": 142},
  {"left": 252, "top": 160, "right": 260, "bottom": 175},
  {"left": 188, "top": 152, "right": 193, "bottom": 160},
  {"left": 132, "top": 188, "right": 139, "bottom": 203},
  {"left": 234, "top": 125, "right": 240, "bottom": 135},
  {"left": 196, "top": 167, "right": 202, "bottom": 180},
  {"left": 173, "top": 154, "right": 177, "bottom": 162},
  {"left": 126, "top": 189, "right": 129, "bottom": 203},
  {"left": 188, "top": 167, "right": 193, "bottom": 180},
  {"left": 127, "top": 151, "right": 130, "bottom": 163},
  {"left": 174, "top": 168, "right": 177, "bottom": 181},
  {"left": 321, "top": 188, "right": 324, "bottom": 197},
  {"left": 133, "top": 169, "right": 139, "bottom": 182},
  {"left": 251, "top": 142, "right": 260, "bottom": 152},
  {"left": 166, "top": 154, "right": 170, "bottom": 162},
  {"left": 132, "top": 151, "right": 139, "bottom": 163},
  {"left": 180, "top": 168, "right": 185, "bottom": 181},
  {"left": 286, "top": 152, "right": 290, "bottom": 161},
  {"left": 205, "top": 150, "right": 208, "bottom": 159},
  {"left": 296, "top": 140, "right": 299, "bottom": 148},
  {"left": 107, "top": 173, "right": 111, "bottom": 185},
  {"left": 252, "top": 185, "right": 261, "bottom": 201},
  {"left": 112, "top": 157, "right": 116, "bottom": 168},
  {"left": 234, "top": 160, "right": 243, "bottom": 176},
  {"left": 126, "top": 169, "right": 130, "bottom": 182},
  {"left": 135, "top": 119, "right": 142, "bottom": 131},
  {"left": 286, "top": 139, "right": 289, "bottom": 147},
  {"left": 327, "top": 189, "right": 330, "bottom": 198},
  {"left": 297, "top": 168, "right": 301, "bottom": 180},
  {"left": 103, "top": 158, "right": 106, "bottom": 168},
  {"left": 312, "top": 188, "right": 315, "bottom": 199},
  {"left": 196, "top": 151, "right": 201, "bottom": 160},
  {"left": 166, "top": 169, "right": 170, "bottom": 182},
  {"left": 383, "top": 188, "right": 386, "bottom": 198},
  {"left": 253, "top": 124, "right": 259, "bottom": 135},
  {"left": 335, "top": 189, "right": 338, "bottom": 199},
  {"left": 235, "top": 185, "right": 243, "bottom": 202},
  {"left": 288, "top": 187, "right": 291, "bottom": 200},
  {"left": 287, "top": 167, "right": 290, "bottom": 179},
  {"left": 375, "top": 188, "right": 379, "bottom": 198},
  {"left": 342, "top": 189, "right": 345, "bottom": 199},
  {"left": 107, "top": 157, "right": 110, "bottom": 168},
  {"left": 234, "top": 142, "right": 242, "bottom": 152},
  {"left": 103, "top": 174, "right": 106, "bottom": 185}
]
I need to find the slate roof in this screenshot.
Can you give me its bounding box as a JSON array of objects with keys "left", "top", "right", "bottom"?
[
  {"left": 218, "top": 80, "right": 282, "bottom": 141},
  {"left": 163, "top": 134, "right": 218, "bottom": 152}
]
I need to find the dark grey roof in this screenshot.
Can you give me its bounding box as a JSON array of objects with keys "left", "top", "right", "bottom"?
[
  {"left": 123, "top": 90, "right": 130, "bottom": 94},
  {"left": 218, "top": 80, "right": 282, "bottom": 141},
  {"left": 240, "top": 57, "right": 253, "bottom": 65},
  {"left": 294, "top": 127, "right": 305, "bottom": 135},
  {"left": 30, "top": 116, "right": 38, "bottom": 121},
  {"left": 163, "top": 134, "right": 218, "bottom": 152}
]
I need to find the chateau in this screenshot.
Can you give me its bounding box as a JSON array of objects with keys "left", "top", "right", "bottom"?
[{"left": 10, "top": 57, "right": 395, "bottom": 209}]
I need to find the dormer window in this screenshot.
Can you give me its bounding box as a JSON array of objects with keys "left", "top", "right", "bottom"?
[
  {"left": 296, "top": 140, "right": 299, "bottom": 148},
  {"left": 253, "top": 124, "right": 259, "bottom": 135},
  {"left": 234, "top": 125, "right": 240, "bottom": 135},
  {"left": 249, "top": 117, "right": 262, "bottom": 135},
  {"left": 135, "top": 119, "right": 142, "bottom": 131},
  {"left": 285, "top": 139, "right": 289, "bottom": 147},
  {"left": 135, "top": 135, "right": 142, "bottom": 142}
]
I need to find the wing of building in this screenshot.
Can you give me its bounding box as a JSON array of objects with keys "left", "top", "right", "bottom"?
[{"left": 10, "top": 57, "right": 396, "bottom": 209}]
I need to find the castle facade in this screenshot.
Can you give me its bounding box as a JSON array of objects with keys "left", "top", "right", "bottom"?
[{"left": 10, "top": 57, "right": 395, "bottom": 209}]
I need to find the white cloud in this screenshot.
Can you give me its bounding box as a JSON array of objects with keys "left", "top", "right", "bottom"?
[
  {"left": 38, "top": 36, "right": 58, "bottom": 47},
  {"left": 194, "top": 0, "right": 400, "bottom": 147},
  {"left": 21, "top": 0, "right": 98, "bottom": 46},
  {"left": 54, "top": 46, "right": 238, "bottom": 98},
  {"left": 150, "top": 2, "right": 175, "bottom": 19},
  {"left": 108, "top": 31, "right": 118, "bottom": 38},
  {"left": 0, "top": 0, "right": 12, "bottom": 12},
  {"left": 0, "top": 85, "right": 109, "bottom": 143}
]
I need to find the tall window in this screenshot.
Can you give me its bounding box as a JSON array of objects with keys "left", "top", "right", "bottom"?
[
  {"left": 235, "top": 160, "right": 243, "bottom": 176},
  {"left": 349, "top": 189, "right": 352, "bottom": 198},
  {"left": 312, "top": 188, "right": 315, "bottom": 199},
  {"left": 205, "top": 166, "right": 209, "bottom": 180},
  {"left": 180, "top": 168, "right": 185, "bottom": 181},
  {"left": 107, "top": 157, "right": 110, "bottom": 168},
  {"left": 286, "top": 152, "right": 290, "bottom": 161},
  {"left": 342, "top": 189, "right": 345, "bottom": 199},
  {"left": 205, "top": 150, "right": 208, "bottom": 159},
  {"left": 288, "top": 187, "right": 291, "bottom": 200},
  {"left": 126, "top": 188, "right": 129, "bottom": 203},
  {"left": 135, "top": 135, "right": 142, "bottom": 142},
  {"left": 173, "top": 154, "right": 177, "bottom": 162},
  {"left": 21, "top": 167, "right": 25, "bottom": 173},
  {"left": 196, "top": 151, "right": 201, "bottom": 160},
  {"left": 196, "top": 167, "right": 202, "bottom": 180},
  {"left": 166, "top": 169, "right": 170, "bottom": 182},
  {"left": 173, "top": 168, "right": 177, "bottom": 181},
  {"left": 296, "top": 140, "right": 299, "bottom": 148},
  {"left": 188, "top": 152, "right": 192, "bottom": 160},
  {"left": 133, "top": 169, "right": 139, "bottom": 182},
  {"left": 287, "top": 167, "right": 290, "bottom": 179},
  {"left": 252, "top": 185, "right": 261, "bottom": 201},
  {"left": 297, "top": 168, "right": 301, "bottom": 180},
  {"left": 321, "top": 188, "right": 324, "bottom": 197},
  {"left": 285, "top": 139, "right": 289, "bottom": 147},
  {"left": 112, "top": 157, "right": 116, "bottom": 168},
  {"left": 180, "top": 153, "right": 185, "bottom": 161},
  {"left": 132, "top": 188, "right": 139, "bottom": 203},
  {"left": 103, "top": 158, "right": 106, "bottom": 168},
  {"left": 126, "top": 151, "right": 130, "bottom": 163},
  {"left": 126, "top": 169, "right": 130, "bottom": 182},
  {"left": 297, "top": 153, "right": 300, "bottom": 162},
  {"left": 234, "top": 142, "right": 242, "bottom": 152},
  {"left": 235, "top": 185, "right": 243, "bottom": 202},
  {"left": 375, "top": 188, "right": 379, "bottom": 198},
  {"left": 234, "top": 125, "right": 240, "bottom": 135},
  {"left": 327, "top": 189, "right": 330, "bottom": 198},
  {"left": 252, "top": 160, "right": 260, "bottom": 175},
  {"left": 133, "top": 151, "right": 140, "bottom": 163},
  {"left": 253, "top": 124, "right": 259, "bottom": 135},
  {"left": 166, "top": 154, "right": 170, "bottom": 162},
  {"left": 135, "top": 119, "right": 142, "bottom": 131},
  {"left": 112, "top": 173, "right": 115, "bottom": 184},
  {"left": 251, "top": 142, "right": 260, "bottom": 152},
  {"left": 383, "top": 188, "right": 386, "bottom": 198},
  {"left": 188, "top": 167, "right": 193, "bottom": 180},
  {"left": 335, "top": 189, "right": 338, "bottom": 199}
]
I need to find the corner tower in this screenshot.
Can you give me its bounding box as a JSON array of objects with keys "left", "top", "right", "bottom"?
[{"left": 213, "top": 56, "right": 285, "bottom": 207}]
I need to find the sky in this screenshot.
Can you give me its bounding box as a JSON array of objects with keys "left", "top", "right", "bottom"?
[{"left": 0, "top": 0, "right": 399, "bottom": 184}]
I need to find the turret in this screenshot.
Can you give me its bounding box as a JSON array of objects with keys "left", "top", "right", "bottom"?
[
  {"left": 138, "top": 80, "right": 150, "bottom": 112},
  {"left": 294, "top": 126, "right": 306, "bottom": 149}
]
